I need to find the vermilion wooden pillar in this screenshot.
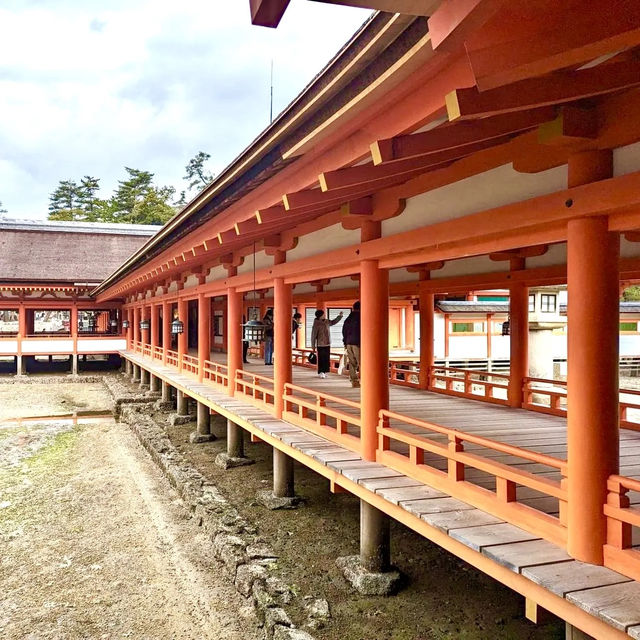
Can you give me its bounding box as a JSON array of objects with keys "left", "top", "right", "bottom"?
[
  {"left": 177, "top": 298, "right": 188, "bottom": 370},
  {"left": 162, "top": 301, "right": 170, "bottom": 364},
  {"left": 126, "top": 308, "right": 133, "bottom": 348},
  {"left": 227, "top": 287, "right": 242, "bottom": 397},
  {"left": 141, "top": 305, "right": 150, "bottom": 346},
  {"left": 198, "top": 293, "right": 210, "bottom": 382},
  {"left": 567, "top": 150, "right": 619, "bottom": 564},
  {"left": 360, "top": 260, "right": 389, "bottom": 461},
  {"left": 508, "top": 275, "right": 528, "bottom": 408},
  {"left": 418, "top": 289, "right": 434, "bottom": 389},
  {"left": 150, "top": 304, "right": 159, "bottom": 350},
  {"left": 274, "top": 277, "right": 293, "bottom": 418},
  {"left": 133, "top": 307, "right": 140, "bottom": 345}
]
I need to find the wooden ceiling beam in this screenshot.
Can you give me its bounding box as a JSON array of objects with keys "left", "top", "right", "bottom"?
[
  {"left": 372, "top": 106, "right": 555, "bottom": 164},
  {"left": 249, "top": 0, "right": 290, "bottom": 27},
  {"left": 446, "top": 60, "right": 640, "bottom": 121},
  {"left": 489, "top": 245, "right": 549, "bottom": 262},
  {"left": 309, "top": 0, "right": 439, "bottom": 14},
  {"left": 538, "top": 106, "right": 599, "bottom": 146},
  {"left": 427, "top": 0, "right": 508, "bottom": 51},
  {"left": 465, "top": 0, "right": 640, "bottom": 91},
  {"left": 340, "top": 197, "right": 373, "bottom": 217}
]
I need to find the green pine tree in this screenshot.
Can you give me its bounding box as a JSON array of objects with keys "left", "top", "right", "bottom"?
[
  {"left": 48, "top": 180, "right": 83, "bottom": 221},
  {"left": 183, "top": 151, "right": 213, "bottom": 194}
]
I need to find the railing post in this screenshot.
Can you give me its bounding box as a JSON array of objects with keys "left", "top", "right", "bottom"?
[
  {"left": 447, "top": 434, "right": 464, "bottom": 482},
  {"left": 606, "top": 480, "right": 631, "bottom": 550}
]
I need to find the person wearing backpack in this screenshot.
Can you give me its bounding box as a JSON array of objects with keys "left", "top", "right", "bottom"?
[{"left": 342, "top": 301, "right": 360, "bottom": 387}]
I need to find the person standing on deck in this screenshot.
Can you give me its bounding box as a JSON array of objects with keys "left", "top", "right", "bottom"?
[
  {"left": 342, "top": 301, "right": 360, "bottom": 387},
  {"left": 311, "top": 309, "right": 343, "bottom": 378},
  {"left": 263, "top": 309, "right": 274, "bottom": 365}
]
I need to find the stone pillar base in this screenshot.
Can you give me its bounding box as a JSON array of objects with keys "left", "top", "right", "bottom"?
[
  {"left": 336, "top": 556, "right": 402, "bottom": 596},
  {"left": 189, "top": 431, "right": 216, "bottom": 444},
  {"left": 155, "top": 400, "right": 174, "bottom": 412},
  {"left": 256, "top": 489, "right": 300, "bottom": 510},
  {"left": 169, "top": 414, "right": 193, "bottom": 426},
  {"left": 214, "top": 452, "right": 254, "bottom": 469}
]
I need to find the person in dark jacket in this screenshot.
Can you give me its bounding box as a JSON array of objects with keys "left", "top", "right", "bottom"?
[
  {"left": 342, "top": 301, "right": 360, "bottom": 387},
  {"left": 262, "top": 309, "right": 274, "bottom": 365}
]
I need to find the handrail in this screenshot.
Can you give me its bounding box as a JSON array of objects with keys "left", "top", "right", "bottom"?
[
  {"left": 604, "top": 474, "right": 640, "bottom": 582},
  {"left": 283, "top": 382, "right": 361, "bottom": 451},
  {"left": 429, "top": 366, "right": 509, "bottom": 405},
  {"left": 203, "top": 359, "right": 229, "bottom": 388},
  {"left": 377, "top": 409, "right": 567, "bottom": 546},
  {"left": 181, "top": 353, "right": 199, "bottom": 376},
  {"left": 166, "top": 349, "right": 179, "bottom": 368},
  {"left": 235, "top": 369, "right": 275, "bottom": 413},
  {"left": 152, "top": 345, "right": 163, "bottom": 360}
]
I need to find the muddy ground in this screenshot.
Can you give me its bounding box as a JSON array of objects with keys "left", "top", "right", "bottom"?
[
  {"left": 165, "top": 415, "right": 565, "bottom": 640},
  {"left": 0, "top": 381, "right": 259, "bottom": 640}
]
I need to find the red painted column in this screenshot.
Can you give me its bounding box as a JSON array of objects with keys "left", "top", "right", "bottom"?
[
  {"left": 133, "top": 307, "right": 140, "bottom": 346},
  {"left": 162, "top": 301, "right": 170, "bottom": 364},
  {"left": 418, "top": 287, "right": 434, "bottom": 389},
  {"left": 198, "top": 293, "right": 210, "bottom": 382},
  {"left": 508, "top": 270, "right": 528, "bottom": 408},
  {"left": 126, "top": 308, "right": 133, "bottom": 349},
  {"left": 274, "top": 277, "right": 293, "bottom": 418},
  {"left": 227, "top": 287, "right": 242, "bottom": 397},
  {"left": 150, "top": 304, "right": 159, "bottom": 351},
  {"left": 177, "top": 298, "right": 188, "bottom": 371},
  {"left": 360, "top": 260, "right": 389, "bottom": 462},
  {"left": 141, "top": 305, "right": 150, "bottom": 347},
  {"left": 567, "top": 149, "right": 619, "bottom": 564}
]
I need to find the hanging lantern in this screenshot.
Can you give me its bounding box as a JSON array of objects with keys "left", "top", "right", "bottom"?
[
  {"left": 139, "top": 319, "right": 150, "bottom": 330},
  {"left": 171, "top": 318, "right": 184, "bottom": 334},
  {"left": 122, "top": 320, "right": 130, "bottom": 329},
  {"left": 501, "top": 319, "right": 510, "bottom": 336},
  {"left": 109, "top": 318, "right": 118, "bottom": 329},
  {"left": 242, "top": 318, "right": 265, "bottom": 342}
]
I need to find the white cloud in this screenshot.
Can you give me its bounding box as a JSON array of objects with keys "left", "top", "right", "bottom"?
[{"left": 0, "top": 0, "right": 370, "bottom": 217}]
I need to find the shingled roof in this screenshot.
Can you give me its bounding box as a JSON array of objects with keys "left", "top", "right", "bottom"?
[
  {"left": 436, "top": 301, "right": 510, "bottom": 313},
  {"left": 0, "top": 219, "right": 159, "bottom": 284}
]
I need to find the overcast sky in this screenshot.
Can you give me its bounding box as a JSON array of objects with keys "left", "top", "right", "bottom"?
[{"left": 0, "top": 1, "right": 370, "bottom": 219}]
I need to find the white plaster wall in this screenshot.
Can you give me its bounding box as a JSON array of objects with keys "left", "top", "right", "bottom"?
[
  {"left": 0, "top": 340, "right": 18, "bottom": 353},
  {"left": 183, "top": 274, "right": 199, "bottom": 289},
  {"left": 383, "top": 164, "right": 567, "bottom": 237},
  {"left": 449, "top": 336, "right": 486, "bottom": 358},
  {"left": 22, "top": 340, "right": 73, "bottom": 353},
  {"left": 614, "top": 141, "right": 640, "bottom": 177},
  {"left": 77, "top": 339, "right": 126, "bottom": 352},
  {"left": 237, "top": 251, "right": 272, "bottom": 276},
  {"left": 206, "top": 265, "right": 227, "bottom": 284},
  {"left": 286, "top": 224, "right": 360, "bottom": 262},
  {"left": 433, "top": 313, "right": 445, "bottom": 359},
  {"left": 491, "top": 336, "right": 510, "bottom": 359}
]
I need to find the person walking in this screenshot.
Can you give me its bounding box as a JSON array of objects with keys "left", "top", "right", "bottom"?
[
  {"left": 342, "top": 301, "right": 361, "bottom": 387},
  {"left": 310, "top": 309, "right": 343, "bottom": 378},
  {"left": 262, "top": 309, "right": 274, "bottom": 365}
]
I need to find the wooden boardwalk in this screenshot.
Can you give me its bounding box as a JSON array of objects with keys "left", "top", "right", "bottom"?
[{"left": 125, "top": 350, "right": 640, "bottom": 639}]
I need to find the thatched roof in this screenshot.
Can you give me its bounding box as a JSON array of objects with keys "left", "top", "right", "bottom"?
[{"left": 0, "top": 219, "right": 159, "bottom": 284}]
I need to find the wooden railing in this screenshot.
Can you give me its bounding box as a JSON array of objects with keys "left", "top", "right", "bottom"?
[
  {"left": 142, "top": 343, "right": 152, "bottom": 358},
  {"left": 203, "top": 359, "right": 229, "bottom": 389},
  {"left": 524, "top": 377, "right": 640, "bottom": 431},
  {"left": 283, "top": 383, "right": 361, "bottom": 451},
  {"left": 132, "top": 341, "right": 142, "bottom": 353},
  {"left": 377, "top": 410, "right": 567, "bottom": 546},
  {"left": 604, "top": 475, "right": 640, "bottom": 581},
  {"left": 181, "top": 353, "right": 199, "bottom": 376},
  {"left": 292, "top": 347, "right": 342, "bottom": 372},
  {"left": 235, "top": 370, "right": 275, "bottom": 412},
  {"left": 166, "top": 349, "right": 179, "bottom": 368},
  {"left": 389, "top": 361, "right": 420, "bottom": 388},
  {"left": 429, "top": 366, "right": 509, "bottom": 405},
  {"left": 152, "top": 345, "right": 163, "bottom": 360}
]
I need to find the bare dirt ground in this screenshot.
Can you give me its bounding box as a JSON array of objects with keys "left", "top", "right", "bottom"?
[{"left": 0, "top": 383, "right": 259, "bottom": 640}]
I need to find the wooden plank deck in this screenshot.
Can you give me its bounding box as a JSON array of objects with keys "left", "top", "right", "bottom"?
[{"left": 123, "top": 350, "right": 640, "bottom": 638}]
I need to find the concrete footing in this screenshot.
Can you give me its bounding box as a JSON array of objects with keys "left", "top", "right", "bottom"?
[
  {"left": 335, "top": 555, "right": 401, "bottom": 596},
  {"left": 256, "top": 489, "right": 300, "bottom": 510},
  {"left": 170, "top": 413, "right": 193, "bottom": 426},
  {"left": 215, "top": 419, "right": 253, "bottom": 469},
  {"left": 565, "top": 624, "right": 594, "bottom": 640},
  {"left": 257, "top": 448, "right": 300, "bottom": 509}
]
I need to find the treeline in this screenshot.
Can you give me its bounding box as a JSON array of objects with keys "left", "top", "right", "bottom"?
[{"left": 47, "top": 151, "right": 212, "bottom": 225}]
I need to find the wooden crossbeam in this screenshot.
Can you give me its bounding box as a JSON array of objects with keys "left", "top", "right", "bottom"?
[
  {"left": 427, "top": 0, "right": 508, "bottom": 51},
  {"left": 489, "top": 245, "right": 549, "bottom": 262},
  {"left": 446, "top": 60, "right": 640, "bottom": 121},
  {"left": 371, "top": 107, "right": 554, "bottom": 164},
  {"left": 538, "top": 106, "right": 599, "bottom": 146},
  {"left": 340, "top": 197, "right": 373, "bottom": 217},
  {"left": 249, "top": 0, "right": 290, "bottom": 27},
  {"left": 465, "top": 0, "right": 640, "bottom": 90},
  {"left": 310, "top": 0, "right": 439, "bottom": 14}
]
